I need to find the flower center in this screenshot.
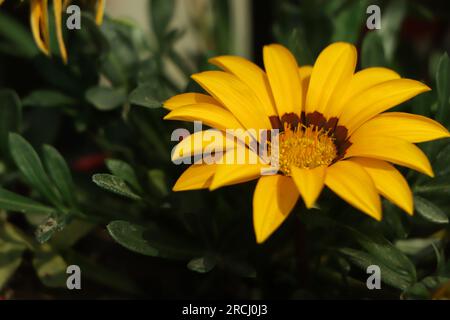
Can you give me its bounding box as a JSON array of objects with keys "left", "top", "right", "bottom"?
[{"left": 275, "top": 125, "right": 337, "bottom": 175}]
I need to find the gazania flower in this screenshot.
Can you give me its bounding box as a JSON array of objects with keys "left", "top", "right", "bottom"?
[
  {"left": 1, "top": 0, "right": 105, "bottom": 63},
  {"left": 164, "top": 42, "right": 449, "bottom": 243}
]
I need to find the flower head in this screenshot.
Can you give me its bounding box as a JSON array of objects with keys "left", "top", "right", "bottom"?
[{"left": 164, "top": 42, "right": 450, "bottom": 243}]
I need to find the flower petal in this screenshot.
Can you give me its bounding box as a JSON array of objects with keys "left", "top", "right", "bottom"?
[
  {"left": 263, "top": 44, "right": 303, "bottom": 117},
  {"left": 192, "top": 71, "right": 271, "bottom": 131},
  {"left": 96, "top": 0, "right": 105, "bottom": 25},
  {"left": 306, "top": 42, "right": 357, "bottom": 116},
  {"left": 173, "top": 164, "right": 217, "bottom": 191},
  {"left": 351, "top": 157, "right": 413, "bottom": 215},
  {"left": 328, "top": 67, "right": 400, "bottom": 118},
  {"left": 40, "top": 0, "right": 50, "bottom": 50},
  {"left": 325, "top": 160, "right": 381, "bottom": 220},
  {"left": 339, "top": 79, "right": 431, "bottom": 135},
  {"left": 164, "top": 103, "right": 243, "bottom": 131},
  {"left": 209, "top": 55, "right": 277, "bottom": 117},
  {"left": 291, "top": 166, "right": 326, "bottom": 209},
  {"left": 209, "top": 163, "right": 267, "bottom": 190},
  {"left": 171, "top": 130, "right": 235, "bottom": 163},
  {"left": 30, "top": 0, "right": 50, "bottom": 55},
  {"left": 351, "top": 112, "right": 450, "bottom": 143},
  {"left": 346, "top": 136, "right": 434, "bottom": 177},
  {"left": 164, "top": 93, "right": 220, "bottom": 110},
  {"left": 298, "top": 65, "right": 313, "bottom": 107},
  {"left": 53, "top": 0, "right": 68, "bottom": 63},
  {"left": 253, "top": 175, "right": 299, "bottom": 243}
]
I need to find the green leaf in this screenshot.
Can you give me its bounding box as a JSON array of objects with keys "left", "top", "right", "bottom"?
[
  {"left": 129, "top": 85, "right": 162, "bottom": 109},
  {"left": 8, "top": 133, "right": 62, "bottom": 207},
  {"left": 331, "top": 0, "right": 369, "bottom": 44},
  {"left": 0, "top": 89, "right": 21, "bottom": 158},
  {"left": 150, "top": 0, "right": 175, "bottom": 40},
  {"left": 434, "top": 142, "right": 450, "bottom": 176},
  {"left": 0, "top": 187, "right": 55, "bottom": 216},
  {"left": 403, "top": 276, "right": 450, "bottom": 299},
  {"left": 378, "top": 0, "right": 407, "bottom": 62},
  {"left": 107, "top": 220, "right": 203, "bottom": 259},
  {"left": 342, "top": 228, "right": 416, "bottom": 290},
  {"left": 435, "top": 53, "right": 450, "bottom": 126},
  {"left": 285, "top": 28, "right": 314, "bottom": 65},
  {"left": 414, "top": 175, "right": 450, "bottom": 195},
  {"left": 106, "top": 159, "right": 142, "bottom": 192},
  {"left": 187, "top": 256, "right": 216, "bottom": 273},
  {"left": 0, "top": 11, "right": 39, "bottom": 59},
  {"left": 396, "top": 238, "right": 438, "bottom": 256},
  {"left": 92, "top": 174, "right": 141, "bottom": 200},
  {"left": 22, "top": 90, "right": 77, "bottom": 108},
  {"left": 147, "top": 169, "right": 168, "bottom": 197},
  {"left": 361, "top": 32, "right": 387, "bottom": 68},
  {"left": 86, "top": 86, "right": 127, "bottom": 111},
  {"left": 33, "top": 246, "right": 67, "bottom": 288},
  {"left": 403, "top": 282, "right": 430, "bottom": 299},
  {"left": 43, "top": 145, "right": 77, "bottom": 207},
  {"left": 340, "top": 248, "right": 413, "bottom": 290},
  {"left": 414, "top": 195, "right": 448, "bottom": 224}
]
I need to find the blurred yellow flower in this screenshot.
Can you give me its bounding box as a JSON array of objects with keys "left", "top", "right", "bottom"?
[
  {"left": 1, "top": 0, "right": 105, "bottom": 63},
  {"left": 164, "top": 42, "right": 450, "bottom": 243}
]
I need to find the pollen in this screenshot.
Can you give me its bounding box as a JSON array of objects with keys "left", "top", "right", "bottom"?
[{"left": 273, "top": 125, "right": 337, "bottom": 175}]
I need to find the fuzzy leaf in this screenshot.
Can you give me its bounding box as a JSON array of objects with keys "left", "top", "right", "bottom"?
[
  {"left": 414, "top": 196, "right": 448, "bottom": 224},
  {"left": 9, "top": 133, "right": 62, "bottom": 206},
  {"left": 92, "top": 174, "right": 141, "bottom": 200},
  {"left": 107, "top": 220, "right": 202, "bottom": 259}
]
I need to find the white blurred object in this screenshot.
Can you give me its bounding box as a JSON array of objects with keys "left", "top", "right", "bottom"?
[
  {"left": 105, "top": 0, "right": 252, "bottom": 87},
  {"left": 105, "top": 0, "right": 251, "bottom": 57}
]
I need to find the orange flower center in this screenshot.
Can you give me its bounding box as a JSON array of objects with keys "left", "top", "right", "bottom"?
[{"left": 274, "top": 125, "right": 337, "bottom": 175}]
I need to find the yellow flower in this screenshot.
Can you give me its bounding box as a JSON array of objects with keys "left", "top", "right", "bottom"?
[
  {"left": 164, "top": 42, "right": 450, "bottom": 243},
  {"left": 1, "top": 0, "right": 105, "bottom": 63}
]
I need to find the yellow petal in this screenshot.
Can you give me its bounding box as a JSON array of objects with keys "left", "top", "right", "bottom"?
[
  {"left": 351, "top": 158, "right": 413, "bottom": 215},
  {"left": 30, "top": 0, "right": 50, "bottom": 55},
  {"left": 325, "top": 160, "right": 381, "bottom": 220},
  {"left": 164, "top": 103, "right": 242, "bottom": 131},
  {"left": 291, "top": 166, "right": 326, "bottom": 209},
  {"left": 53, "top": 0, "right": 68, "bottom": 63},
  {"left": 173, "top": 164, "right": 217, "bottom": 191},
  {"left": 253, "top": 175, "right": 299, "bottom": 243},
  {"left": 263, "top": 44, "right": 303, "bottom": 117},
  {"left": 351, "top": 112, "right": 450, "bottom": 143},
  {"left": 305, "top": 42, "right": 357, "bottom": 116},
  {"left": 209, "top": 55, "right": 277, "bottom": 117},
  {"left": 171, "top": 130, "right": 235, "bottom": 163},
  {"left": 40, "top": 0, "right": 50, "bottom": 50},
  {"left": 209, "top": 162, "right": 267, "bottom": 191},
  {"left": 338, "top": 79, "right": 431, "bottom": 135},
  {"left": 63, "top": 0, "right": 71, "bottom": 9},
  {"left": 298, "top": 65, "right": 313, "bottom": 107},
  {"left": 328, "top": 67, "right": 400, "bottom": 118},
  {"left": 298, "top": 65, "right": 313, "bottom": 80},
  {"left": 164, "top": 93, "right": 219, "bottom": 110},
  {"left": 192, "top": 71, "right": 271, "bottom": 131},
  {"left": 346, "top": 136, "right": 434, "bottom": 177},
  {"left": 96, "top": 0, "right": 105, "bottom": 25}
]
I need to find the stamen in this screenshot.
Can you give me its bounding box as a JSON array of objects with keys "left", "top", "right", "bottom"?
[{"left": 273, "top": 124, "right": 337, "bottom": 175}]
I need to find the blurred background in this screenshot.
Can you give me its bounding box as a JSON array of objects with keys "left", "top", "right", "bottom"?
[{"left": 0, "top": 0, "right": 449, "bottom": 300}]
